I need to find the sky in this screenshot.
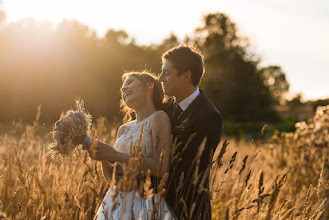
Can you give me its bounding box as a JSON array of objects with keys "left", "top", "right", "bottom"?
[{"left": 3, "top": 0, "right": 329, "bottom": 101}]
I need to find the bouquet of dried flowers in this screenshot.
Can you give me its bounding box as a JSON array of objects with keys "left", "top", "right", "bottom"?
[{"left": 52, "top": 100, "right": 92, "bottom": 156}]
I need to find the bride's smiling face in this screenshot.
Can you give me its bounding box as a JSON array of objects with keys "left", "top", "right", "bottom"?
[{"left": 121, "top": 75, "right": 147, "bottom": 109}]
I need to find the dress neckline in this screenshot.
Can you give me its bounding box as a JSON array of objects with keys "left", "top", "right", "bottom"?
[{"left": 133, "top": 111, "right": 156, "bottom": 124}]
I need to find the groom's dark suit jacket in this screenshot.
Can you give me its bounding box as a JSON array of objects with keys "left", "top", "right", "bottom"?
[{"left": 162, "top": 90, "right": 222, "bottom": 220}]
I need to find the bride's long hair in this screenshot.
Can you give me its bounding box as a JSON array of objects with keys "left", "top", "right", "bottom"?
[{"left": 120, "top": 71, "right": 164, "bottom": 123}]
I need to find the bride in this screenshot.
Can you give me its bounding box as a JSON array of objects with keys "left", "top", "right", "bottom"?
[{"left": 83, "top": 71, "right": 175, "bottom": 220}]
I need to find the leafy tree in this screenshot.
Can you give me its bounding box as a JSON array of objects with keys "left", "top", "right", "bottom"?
[
  {"left": 159, "top": 32, "right": 180, "bottom": 51},
  {"left": 104, "top": 29, "right": 131, "bottom": 46},
  {"left": 260, "top": 65, "right": 289, "bottom": 103},
  {"left": 193, "top": 13, "right": 277, "bottom": 122},
  {"left": 288, "top": 93, "right": 303, "bottom": 107},
  {"left": 0, "top": 18, "right": 166, "bottom": 123}
]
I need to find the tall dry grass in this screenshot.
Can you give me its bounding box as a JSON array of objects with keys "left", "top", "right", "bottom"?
[
  {"left": 0, "top": 105, "right": 328, "bottom": 219},
  {"left": 211, "top": 105, "right": 329, "bottom": 219},
  {"left": 0, "top": 108, "right": 115, "bottom": 220}
]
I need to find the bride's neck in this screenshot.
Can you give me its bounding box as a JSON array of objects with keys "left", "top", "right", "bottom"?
[{"left": 135, "top": 104, "right": 156, "bottom": 123}]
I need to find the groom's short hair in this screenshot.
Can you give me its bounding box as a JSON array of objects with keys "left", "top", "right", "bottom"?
[{"left": 162, "top": 45, "right": 205, "bottom": 87}]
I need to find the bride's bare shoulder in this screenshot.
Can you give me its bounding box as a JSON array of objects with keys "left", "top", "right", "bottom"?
[
  {"left": 150, "top": 110, "right": 170, "bottom": 124},
  {"left": 117, "top": 121, "right": 133, "bottom": 138},
  {"left": 116, "top": 125, "right": 125, "bottom": 138}
]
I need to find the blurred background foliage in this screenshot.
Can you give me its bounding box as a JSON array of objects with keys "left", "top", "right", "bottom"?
[{"left": 0, "top": 10, "right": 328, "bottom": 138}]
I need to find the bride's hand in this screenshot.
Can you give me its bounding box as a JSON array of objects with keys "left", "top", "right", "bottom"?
[{"left": 89, "top": 141, "right": 117, "bottom": 161}]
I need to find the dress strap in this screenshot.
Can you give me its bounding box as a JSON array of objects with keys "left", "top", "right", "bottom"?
[{"left": 142, "top": 117, "right": 151, "bottom": 134}]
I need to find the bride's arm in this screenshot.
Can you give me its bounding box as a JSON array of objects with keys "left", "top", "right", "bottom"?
[
  {"left": 101, "top": 160, "right": 113, "bottom": 184},
  {"left": 115, "top": 111, "right": 171, "bottom": 176},
  {"left": 101, "top": 124, "right": 126, "bottom": 184},
  {"left": 148, "top": 111, "right": 171, "bottom": 176},
  {"left": 91, "top": 112, "right": 171, "bottom": 177}
]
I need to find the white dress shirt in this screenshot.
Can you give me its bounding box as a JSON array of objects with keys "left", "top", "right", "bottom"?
[{"left": 177, "top": 87, "right": 200, "bottom": 112}]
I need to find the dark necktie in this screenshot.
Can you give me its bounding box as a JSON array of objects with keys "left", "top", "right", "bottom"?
[{"left": 173, "top": 102, "right": 183, "bottom": 121}]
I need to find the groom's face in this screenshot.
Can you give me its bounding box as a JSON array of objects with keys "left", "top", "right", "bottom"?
[{"left": 159, "top": 59, "right": 185, "bottom": 97}]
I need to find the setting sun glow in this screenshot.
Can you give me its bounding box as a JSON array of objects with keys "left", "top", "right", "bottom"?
[
  {"left": 5, "top": 0, "right": 116, "bottom": 34},
  {"left": 4, "top": 0, "right": 190, "bottom": 40},
  {"left": 3, "top": 0, "right": 329, "bottom": 100}
]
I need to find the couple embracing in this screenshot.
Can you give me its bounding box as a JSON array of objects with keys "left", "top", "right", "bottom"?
[{"left": 84, "top": 45, "right": 222, "bottom": 220}]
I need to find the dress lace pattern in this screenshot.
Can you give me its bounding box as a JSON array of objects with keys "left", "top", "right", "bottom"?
[
  {"left": 114, "top": 114, "right": 153, "bottom": 157},
  {"left": 94, "top": 111, "right": 174, "bottom": 220}
]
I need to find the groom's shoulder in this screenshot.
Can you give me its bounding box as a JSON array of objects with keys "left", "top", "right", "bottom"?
[
  {"left": 198, "top": 90, "right": 220, "bottom": 115},
  {"left": 194, "top": 91, "right": 222, "bottom": 127},
  {"left": 161, "top": 97, "right": 174, "bottom": 113}
]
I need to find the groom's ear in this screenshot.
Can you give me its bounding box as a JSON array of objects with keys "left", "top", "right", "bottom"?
[{"left": 183, "top": 71, "right": 192, "bottom": 82}]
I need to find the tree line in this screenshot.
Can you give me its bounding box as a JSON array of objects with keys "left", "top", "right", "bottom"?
[{"left": 0, "top": 12, "right": 289, "bottom": 125}]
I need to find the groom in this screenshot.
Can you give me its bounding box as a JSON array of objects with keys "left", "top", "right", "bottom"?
[{"left": 159, "top": 45, "right": 222, "bottom": 220}]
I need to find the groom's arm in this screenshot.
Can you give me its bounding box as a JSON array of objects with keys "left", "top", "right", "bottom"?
[
  {"left": 183, "top": 111, "right": 222, "bottom": 217},
  {"left": 199, "top": 111, "right": 222, "bottom": 172},
  {"left": 185, "top": 111, "right": 222, "bottom": 173},
  {"left": 173, "top": 111, "right": 222, "bottom": 218}
]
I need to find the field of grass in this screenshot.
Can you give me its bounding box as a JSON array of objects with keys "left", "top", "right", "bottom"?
[{"left": 0, "top": 106, "right": 328, "bottom": 219}]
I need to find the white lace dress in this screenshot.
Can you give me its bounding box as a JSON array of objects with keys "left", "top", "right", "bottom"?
[{"left": 94, "top": 112, "right": 175, "bottom": 220}]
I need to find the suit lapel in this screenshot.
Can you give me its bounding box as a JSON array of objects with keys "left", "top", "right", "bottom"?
[{"left": 175, "top": 90, "right": 205, "bottom": 124}]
